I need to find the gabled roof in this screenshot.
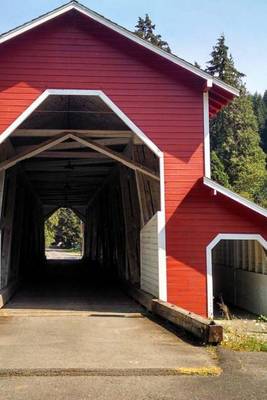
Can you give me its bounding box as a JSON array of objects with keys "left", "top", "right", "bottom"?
[
  {"left": 0, "top": 0, "right": 239, "bottom": 112},
  {"left": 203, "top": 177, "right": 267, "bottom": 219}
]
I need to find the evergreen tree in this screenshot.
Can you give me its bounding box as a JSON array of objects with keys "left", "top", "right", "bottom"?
[
  {"left": 207, "top": 35, "right": 245, "bottom": 87},
  {"left": 45, "top": 212, "right": 59, "bottom": 247},
  {"left": 134, "top": 14, "right": 171, "bottom": 53},
  {"left": 45, "top": 208, "right": 82, "bottom": 250},
  {"left": 206, "top": 35, "right": 267, "bottom": 205},
  {"left": 263, "top": 90, "right": 267, "bottom": 152},
  {"left": 252, "top": 92, "right": 266, "bottom": 132},
  {"left": 210, "top": 151, "right": 230, "bottom": 188},
  {"left": 251, "top": 92, "right": 267, "bottom": 152}
]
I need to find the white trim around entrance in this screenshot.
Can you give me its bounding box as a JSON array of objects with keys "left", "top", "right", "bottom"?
[
  {"left": 206, "top": 233, "right": 267, "bottom": 318},
  {"left": 0, "top": 88, "right": 168, "bottom": 301}
]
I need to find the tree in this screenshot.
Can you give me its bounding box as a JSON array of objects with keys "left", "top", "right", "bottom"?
[
  {"left": 134, "top": 14, "right": 171, "bottom": 53},
  {"left": 210, "top": 150, "right": 230, "bottom": 188},
  {"left": 252, "top": 91, "right": 267, "bottom": 152},
  {"left": 207, "top": 35, "right": 245, "bottom": 87},
  {"left": 45, "top": 212, "right": 59, "bottom": 247},
  {"left": 206, "top": 34, "right": 267, "bottom": 205},
  {"left": 45, "top": 208, "right": 82, "bottom": 250}
]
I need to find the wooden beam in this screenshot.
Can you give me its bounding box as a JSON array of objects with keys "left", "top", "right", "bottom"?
[
  {"left": 125, "top": 285, "right": 223, "bottom": 344},
  {"left": 37, "top": 151, "right": 109, "bottom": 159},
  {"left": 0, "top": 133, "right": 73, "bottom": 171},
  {"left": 32, "top": 110, "right": 114, "bottom": 114},
  {"left": 16, "top": 141, "right": 85, "bottom": 152},
  {"left": 23, "top": 159, "right": 115, "bottom": 171},
  {"left": 152, "top": 300, "right": 223, "bottom": 344},
  {"left": 29, "top": 175, "right": 106, "bottom": 183},
  {"left": 49, "top": 137, "right": 129, "bottom": 149},
  {"left": 27, "top": 169, "right": 110, "bottom": 177},
  {"left": 70, "top": 134, "right": 160, "bottom": 181},
  {"left": 12, "top": 129, "right": 133, "bottom": 138}
]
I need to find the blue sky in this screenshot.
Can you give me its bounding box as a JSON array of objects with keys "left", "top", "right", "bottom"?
[{"left": 1, "top": 0, "right": 266, "bottom": 94}]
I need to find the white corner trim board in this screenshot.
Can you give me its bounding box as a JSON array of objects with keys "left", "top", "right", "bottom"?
[
  {"left": 0, "top": 2, "right": 239, "bottom": 97},
  {"left": 206, "top": 233, "right": 267, "bottom": 318},
  {"left": 203, "top": 92, "right": 211, "bottom": 178},
  {"left": 203, "top": 177, "right": 267, "bottom": 218}
]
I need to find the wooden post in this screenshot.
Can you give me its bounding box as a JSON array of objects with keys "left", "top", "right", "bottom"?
[
  {"left": 1, "top": 169, "right": 17, "bottom": 288},
  {"left": 0, "top": 171, "right": 5, "bottom": 289}
]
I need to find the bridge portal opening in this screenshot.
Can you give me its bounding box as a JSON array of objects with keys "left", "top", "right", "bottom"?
[
  {"left": 45, "top": 207, "right": 84, "bottom": 261},
  {"left": 0, "top": 93, "right": 162, "bottom": 310}
]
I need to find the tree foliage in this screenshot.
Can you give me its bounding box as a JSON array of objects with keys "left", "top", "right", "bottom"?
[
  {"left": 251, "top": 91, "right": 267, "bottom": 152},
  {"left": 134, "top": 14, "right": 171, "bottom": 53},
  {"left": 45, "top": 208, "right": 82, "bottom": 250},
  {"left": 206, "top": 34, "right": 267, "bottom": 206}
]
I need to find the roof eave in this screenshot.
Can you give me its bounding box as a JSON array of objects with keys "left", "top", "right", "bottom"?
[
  {"left": 0, "top": 1, "right": 239, "bottom": 99},
  {"left": 203, "top": 177, "right": 267, "bottom": 219}
]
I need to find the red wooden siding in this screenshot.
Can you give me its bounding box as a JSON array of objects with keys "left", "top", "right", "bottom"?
[
  {"left": 0, "top": 11, "right": 265, "bottom": 316},
  {"left": 167, "top": 182, "right": 267, "bottom": 315}
]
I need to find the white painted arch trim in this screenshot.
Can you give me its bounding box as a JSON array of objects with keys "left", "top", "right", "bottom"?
[
  {"left": 0, "top": 89, "right": 161, "bottom": 157},
  {"left": 206, "top": 233, "right": 267, "bottom": 318},
  {"left": 0, "top": 88, "right": 167, "bottom": 299},
  {"left": 0, "top": 1, "right": 239, "bottom": 97},
  {"left": 204, "top": 177, "right": 267, "bottom": 219}
]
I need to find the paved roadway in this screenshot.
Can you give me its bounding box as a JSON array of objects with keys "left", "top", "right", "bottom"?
[
  {"left": 0, "top": 270, "right": 266, "bottom": 399},
  {"left": 45, "top": 249, "right": 82, "bottom": 260},
  {"left": 0, "top": 348, "right": 266, "bottom": 400}
]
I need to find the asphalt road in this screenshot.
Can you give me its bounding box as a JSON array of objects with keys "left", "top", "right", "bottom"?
[
  {"left": 0, "top": 349, "right": 266, "bottom": 400},
  {"left": 0, "top": 273, "right": 266, "bottom": 399},
  {"left": 45, "top": 249, "right": 82, "bottom": 260}
]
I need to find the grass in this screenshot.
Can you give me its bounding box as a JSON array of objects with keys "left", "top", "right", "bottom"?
[
  {"left": 221, "top": 327, "right": 267, "bottom": 352},
  {"left": 177, "top": 367, "right": 222, "bottom": 376}
]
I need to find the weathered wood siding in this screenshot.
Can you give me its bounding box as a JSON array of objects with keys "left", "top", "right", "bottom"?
[{"left": 140, "top": 213, "right": 160, "bottom": 297}]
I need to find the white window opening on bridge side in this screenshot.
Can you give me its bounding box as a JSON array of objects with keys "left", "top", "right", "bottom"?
[{"left": 207, "top": 234, "right": 267, "bottom": 318}]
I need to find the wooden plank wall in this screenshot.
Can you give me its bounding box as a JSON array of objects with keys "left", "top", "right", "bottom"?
[
  {"left": 85, "top": 145, "right": 160, "bottom": 285},
  {"left": 140, "top": 212, "right": 160, "bottom": 297},
  {"left": 85, "top": 165, "right": 140, "bottom": 284},
  {"left": 0, "top": 166, "right": 44, "bottom": 288},
  {"left": 14, "top": 173, "right": 44, "bottom": 279},
  {"left": 133, "top": 145, "right": 160, "bottom": 226},
  {"left": 85, "top": 168, "right": 124, "bottom": 276},
  {"left": 0, "top": 168, "right": 17, "bottom": 288},
  {"left": 213, "top": 239, "right": 267, "bottom": 275}
]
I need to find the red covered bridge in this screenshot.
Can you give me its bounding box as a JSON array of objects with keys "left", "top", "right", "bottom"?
[{"left": 0, "top": 1, "right": 266, "bottom": 319}]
